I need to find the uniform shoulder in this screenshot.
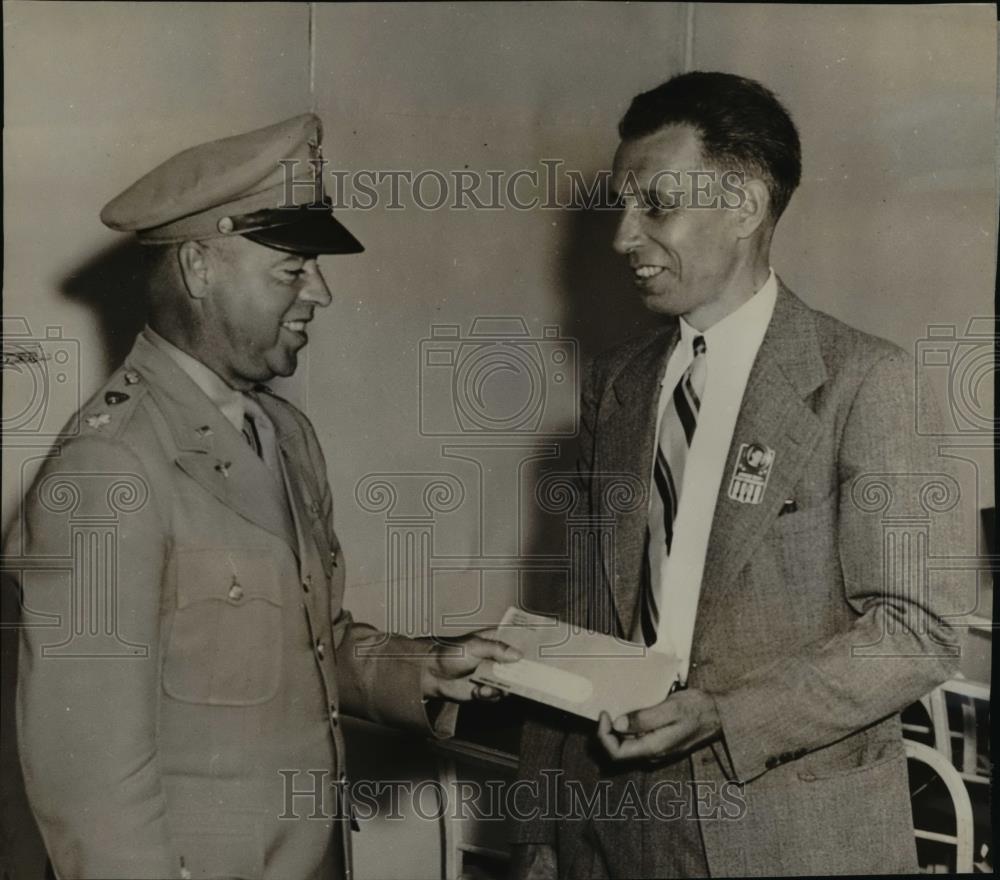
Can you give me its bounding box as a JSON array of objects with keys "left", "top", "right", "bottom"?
[{"left": 53, "top": 364, "right": 152, "bottom": 452}]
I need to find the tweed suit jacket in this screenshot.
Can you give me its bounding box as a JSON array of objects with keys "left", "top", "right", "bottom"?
[
  {"left": 10, "top": 331, "right": 452, "bottom": 879},
  {"left": 514, "top": 283, "right": 964, "bottom": 877}
]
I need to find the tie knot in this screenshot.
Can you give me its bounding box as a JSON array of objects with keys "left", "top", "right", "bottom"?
[{"left": 692, "top": 335, "right": 707, "bottom": 356}]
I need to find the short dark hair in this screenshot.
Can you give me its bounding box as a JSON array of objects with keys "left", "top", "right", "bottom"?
[{"left": 619, "top": 71, "right": 801, "bottom": 221}]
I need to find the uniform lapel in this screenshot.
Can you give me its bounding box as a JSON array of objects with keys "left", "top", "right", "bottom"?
[
  {"left": 125, "top": 334, "right": 299, "bottom": 554},
  {"left": 258, "top": 395, "right": 334, "bottom": 582},
  {"left": 692, "top": 283, "right": 827, "bottom": 645},
  {"left": 595, "top": 324, "right": 678, "bottom": 637}
]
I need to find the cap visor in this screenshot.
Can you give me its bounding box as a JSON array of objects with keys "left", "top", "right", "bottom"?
[{"left": 243, "top": 209, "right": 364, "bottom": 255}]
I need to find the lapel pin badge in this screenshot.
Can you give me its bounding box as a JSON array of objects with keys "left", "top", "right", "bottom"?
[
  {"left": 215, "top": 460, "right": 232, "bottom": 478},
  {"left": 123, "top": 370, "right": 141, "bottom": 385},
  {"left": 728, "top": 442, "right": 775, "bottom": 504},
  {"left": 86, "top": 413, "right": 111, "bottom": 430}
]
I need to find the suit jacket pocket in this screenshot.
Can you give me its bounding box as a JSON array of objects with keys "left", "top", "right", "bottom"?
[
  {"left": 797, "top": 732, "right": 904, "bottom": 781},
  {"left": 172, "top": 811, "right": 265, "bottom": 879},
  {"left": 164, "top": 548, "right": 283, "bottom": 706}
]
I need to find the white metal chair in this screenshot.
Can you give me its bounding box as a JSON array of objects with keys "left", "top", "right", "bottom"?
[
  {"left": 905, "top": 679, "right": 991, "bottom": 785},
  {"left": 906, "top": 739, "right": 974, "bottom": 873}
]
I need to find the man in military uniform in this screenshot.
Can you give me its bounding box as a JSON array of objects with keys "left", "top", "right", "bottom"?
[{"left": 9, "top": 114, "right": 518, "bottom": 879}]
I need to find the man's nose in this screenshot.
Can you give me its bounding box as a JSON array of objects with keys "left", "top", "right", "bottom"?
[
  {"left": 299, "top": 262, "right": 333, "bottom": 307},
  {"left": 612, "top": 208, "right": 642, "bottom": 255}
]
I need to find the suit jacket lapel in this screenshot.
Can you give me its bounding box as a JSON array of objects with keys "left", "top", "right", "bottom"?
[
  {"left": 692, "top": 283, "right": 827, "bottom": 645},
  {"left": 596, "top": 324, "right": 678, "bottom": 637},
  {"left": 126, "top": 334, "right": 299, "bottom": 555}
]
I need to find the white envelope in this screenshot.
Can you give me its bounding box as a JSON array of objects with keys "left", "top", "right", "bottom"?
[{"left": 473, "top": 607, "right": 679, "bottom": 720}]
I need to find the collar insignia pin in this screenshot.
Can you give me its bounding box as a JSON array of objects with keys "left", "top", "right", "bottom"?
[
  {"left": 123, "top": 370, "right": 141, "bottom": 385},
  {"left": 105, "top": 391, "right": 129, "bottom": 405},
  {"left": 86, "top": 413, "right": 111, "bottom": 430},
  {"left": 727, "top": 442, "right": 775, "bottom": 504},
  {"left": 215, "top": 460, "right": 231, "bottom": 478}
]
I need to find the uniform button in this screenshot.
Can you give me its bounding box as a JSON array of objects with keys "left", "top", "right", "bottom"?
[
  {"left": 315, "top": 639, "right": 326, "bottom": 659},
  {"left": 227, "top": 582, "right": 244, "bottom": 601}
]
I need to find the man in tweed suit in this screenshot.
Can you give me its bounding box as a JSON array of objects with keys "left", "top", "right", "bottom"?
[
  {"left": 7, "top": 114, "right": 518, "bottom": 879},
  {"left": 511, "top": 72, "right": 964, "bottom": 878}
]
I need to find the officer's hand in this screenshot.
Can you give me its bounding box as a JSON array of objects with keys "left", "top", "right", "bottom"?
[
  {"left": 596, "top": 688, "right": 721, "bottom": 763},
  {"left": 421, "top": 628, "right": 522, "bottom": 702},
  {"left": 508, "top": 843, "right": 557, "bottom": 880}
]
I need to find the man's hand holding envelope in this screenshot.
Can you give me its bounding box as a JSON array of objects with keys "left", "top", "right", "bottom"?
[
  {"left": 474, "top": 608, "right": 721, "bottom": 764},
  {"left": 596, "top": 688, "right": 722, "bottom": 763}
]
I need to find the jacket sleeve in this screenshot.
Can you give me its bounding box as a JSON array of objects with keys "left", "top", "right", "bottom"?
[
  {"left": 331, "top": 607, "right": 456, "bottom": 738},
  {"left": 11, "top": 436, "right": 179, "bottom": 878},
  {"left": 510, "top": 358, "right": 603, "bottom": 847},
  {"left": 713, "top": 351, "right": 966, "bottom": 783}
]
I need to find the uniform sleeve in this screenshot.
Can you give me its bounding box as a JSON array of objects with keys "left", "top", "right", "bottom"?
[
  {"left": 11, "top": 436, "right": 179, "bottom": 878},
  {"left": 331, "top": 609, "right": 456, "bottom": 737},
  {"left": 713, "top": 351, "right": 966, "bottom": 783}
]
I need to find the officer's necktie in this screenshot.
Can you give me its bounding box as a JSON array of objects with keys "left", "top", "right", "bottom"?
[
  {"left": 241, "top": 393, "right": 279, "bottom": 472},
  {"left": 636, "top": 334, "right": 708, "bottom": 647}
]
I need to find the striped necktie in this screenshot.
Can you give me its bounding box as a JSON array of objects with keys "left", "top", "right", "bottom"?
[{"left": 637, "top": 334, "right": 708, "bottom": 647}]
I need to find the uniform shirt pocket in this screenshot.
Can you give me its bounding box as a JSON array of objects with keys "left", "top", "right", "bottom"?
[{"left": 164, "top": 547, "right": 283, "bottom": 706}]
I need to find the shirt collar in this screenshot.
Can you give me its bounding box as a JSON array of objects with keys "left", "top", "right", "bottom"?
[
  {"left": 143, "top": 327, "right": 246, "bottom": 431},
  {"left": 677, "top": 268, "right": 778, "bottom": 367}
]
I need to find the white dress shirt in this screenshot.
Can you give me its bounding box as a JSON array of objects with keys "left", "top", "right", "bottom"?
[{"left": 649, "top": 270, "right": 778, "bottom": 682}]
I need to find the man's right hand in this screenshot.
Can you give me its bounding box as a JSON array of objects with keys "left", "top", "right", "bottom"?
[{"left": 509, "top": 843, "right": 557, "bottom": 880}]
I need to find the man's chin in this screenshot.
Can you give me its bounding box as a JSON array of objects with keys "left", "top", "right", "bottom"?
[
  {"left": 261, "top": 350, "right": 300, "bottom": 381},
  {"left": 639, "top": 288, "right": 684, "bottom": 317},
  {"left": 270, "top": 358, "right": 298, "bottom": 379}
]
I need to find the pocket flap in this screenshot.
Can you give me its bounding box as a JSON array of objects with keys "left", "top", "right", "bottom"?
[{"left": 176, "top": 547, "right": 282, "bottom": 608}]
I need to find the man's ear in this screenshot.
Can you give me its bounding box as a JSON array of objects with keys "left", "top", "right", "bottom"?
[
  {"left": 177, "top": 240, "right": 213, "bottom": 299},
  {"left": 733, "top": 177, "right": 771, "bottom": 240}
]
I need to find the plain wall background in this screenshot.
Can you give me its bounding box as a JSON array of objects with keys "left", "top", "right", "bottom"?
[
  {"left": 309, "top": 1, "right": 691, "bottom": 637},
  {"left": 2, "top": 4, "right": 996, "bottom": 878}
]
